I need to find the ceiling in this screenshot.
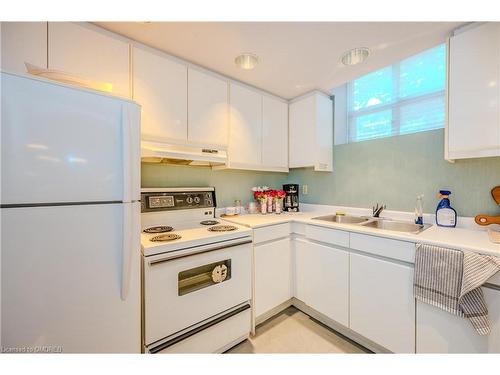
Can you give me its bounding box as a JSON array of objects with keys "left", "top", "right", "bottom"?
[{"left": 97, "top": 22, "right": 464, "bottom": 99}]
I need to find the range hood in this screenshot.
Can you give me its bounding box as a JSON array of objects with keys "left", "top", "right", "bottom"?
[{"left": 141, "top": 141, "right": 228, "bottom": 167}]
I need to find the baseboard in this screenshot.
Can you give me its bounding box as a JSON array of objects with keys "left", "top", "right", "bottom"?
[{"left": 255, "top": 299, "right": 294, "bottom": 327}]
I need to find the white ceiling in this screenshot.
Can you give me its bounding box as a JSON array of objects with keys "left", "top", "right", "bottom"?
[{"left": 97, "top": 22, "right": 464, "bottom": 99}]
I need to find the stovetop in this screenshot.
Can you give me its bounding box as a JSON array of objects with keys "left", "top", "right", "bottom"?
[
  {"left": 140, "top": 218, "right": 251, "bottom": 257},
  {"left": 140, "top": 187, "right": 252, "bottom": 256}
]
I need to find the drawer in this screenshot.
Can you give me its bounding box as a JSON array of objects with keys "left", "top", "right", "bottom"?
[
  {"left": 253, "top": 223, "right": 290, "bottom": 244},
  {"left": 305, "top": 224, "right": 349, "bottom": 248},
  {"left": 350, "top": 233, "right": 415, "bottom": 263},
  {"left": 151, "top": 307, "right": 251, "bottom": 353}
]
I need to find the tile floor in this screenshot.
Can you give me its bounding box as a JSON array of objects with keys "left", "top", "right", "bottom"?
[{"left": 226, "top": 306, "right": 371, "bottom": 354}]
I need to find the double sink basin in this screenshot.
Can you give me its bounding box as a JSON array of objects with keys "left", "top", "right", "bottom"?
[{"left": 312, "top": 214, "right": 431, "bottom": 234}]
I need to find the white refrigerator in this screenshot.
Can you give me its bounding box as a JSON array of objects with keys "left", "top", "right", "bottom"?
[{"left": 0, "top": 72, "right": 141, "bottom": 353}]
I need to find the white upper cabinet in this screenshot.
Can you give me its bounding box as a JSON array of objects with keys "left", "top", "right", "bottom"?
[
  {"left": 228, "top": 83, "right": 263, "bottom": 166},
  {"left": 48, "top": 23, "right": 130, "bottom": 98},
  {"left": 289, "top": 91, "right": 333, "bottom": 171},
  {"left": 262, "top": 95, "right": 288, "bottom": 170},
  {"left": 188, "top": 68, "right": 229, "bottom": 147},
  {"left": 133, "top": 46, "right": 188, "bottom": 143},
  {"left": 1, "top": 22, "right": 47, "bottom": 74},
  {"left": 226, "top": 83, "right": 288, "bottom": 172},
  {"left": 448, "top": 23, "right": 500, "bottom": 159}
]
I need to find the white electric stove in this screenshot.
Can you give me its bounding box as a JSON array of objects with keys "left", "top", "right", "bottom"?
[{"left": 140, "top": 187, "right": 252, "bottom": 353}]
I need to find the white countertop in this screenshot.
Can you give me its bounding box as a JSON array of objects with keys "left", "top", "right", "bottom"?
[{"left": 221, "top": 210, "right": 500, "bottom": 257}]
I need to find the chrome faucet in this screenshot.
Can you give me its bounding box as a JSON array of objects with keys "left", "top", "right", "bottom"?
[{"left": 372, "top": 203, "right": 386, "bottom": 218}]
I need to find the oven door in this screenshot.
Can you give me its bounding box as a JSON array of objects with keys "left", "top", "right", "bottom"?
[{"left": 143, "top": 237, "right": 252, "bottom": 346}]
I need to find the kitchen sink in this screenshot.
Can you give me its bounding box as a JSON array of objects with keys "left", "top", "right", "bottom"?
[
  {"left": 359, "top": 219, "right": 431, "bottom": 234},
  {"left": 312, "top": 215, "right": 370, "bottom": 224},
  {"left": 312, "top": 214, "right": 431, "bottom": 234}
]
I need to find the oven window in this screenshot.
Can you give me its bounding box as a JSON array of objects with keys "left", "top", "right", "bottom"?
[{"left": 178, "top": 259, "right": 232, "bottom": 296}]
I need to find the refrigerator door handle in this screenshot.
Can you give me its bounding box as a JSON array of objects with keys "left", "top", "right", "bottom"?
[
  {"left": 121, "top": 204, "right": 133, "bottom": 301},
  {"left": 121, "top": 105, "right": 132, "bottom": 203}
]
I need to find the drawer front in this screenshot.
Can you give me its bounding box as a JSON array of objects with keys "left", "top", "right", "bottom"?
[
  {"left": 305, "top": 224, "right": 349, "bottom": 248},
  {"left": 350, "top": 233, "right": 415, "bottom": 263},
  {"left": 153, "top": 308, "right": 251, "bottom": 353},
  {"left": 253, "top": 223, "right": 290, "bottom": 244}
]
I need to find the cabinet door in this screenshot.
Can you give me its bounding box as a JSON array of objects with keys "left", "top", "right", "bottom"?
[
  {"left": 229, "top": 83, "right": 262, "bottom": 165},
  {"left": 448, "top": 23, "right": 500, "bottom": 159},
  {"left": 350, "top": 253, "right": 415, "bottom": 353},
  {"left": 315, "top": 94, "right": 333, "bottom": 171},
  {"left": 294, "top": 239, "right": 349, "bottom": 327},
  {"left": 262, "top": 95, "right": 288, "bottom": 170},
  {"left": 416, "top": 286, "right": 500, "bottom": 353},
  {"left": 254, "top": 238, "right": 292, "bottom": 318},
  {"left": 1, "top": 22, "right": 47, "bottom": 74},
  {"left": 48, "top": 23, "right": 130, "bottom": 97},
  {"left": 133, "top": 47, "right": 187, "bottom": 142},
  {"left": 289, "top": 95, "right": 315, "bottom": 168},
  {"left": 188, "top": 68, "right": 228, "bottom": 147}
]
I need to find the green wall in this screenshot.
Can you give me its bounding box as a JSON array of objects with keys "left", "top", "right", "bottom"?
[
  {"left": 288, "top": 129, "right": 500, "bottom": 217},
  {"left": 141, "top": 163, "right": 289, "bottom": 208},
  {"left": 141, "top": 129, "right": 500, "bottom": 217}
]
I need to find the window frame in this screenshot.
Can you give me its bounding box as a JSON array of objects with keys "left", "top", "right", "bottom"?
[{"left": 346, "top": 45, "right": 446, "bottom": 143}]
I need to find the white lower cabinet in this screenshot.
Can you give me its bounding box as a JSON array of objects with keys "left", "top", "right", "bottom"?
[
  {"left": 350, "top": 253, "right": 415, "bottom": 353},
  {"left": 416, "top": 286, "right": 500, "bottom": 353},
  {"left": 254, "top": 237, "right": 292, "bottom": 318},
  {"left": 294, "top": 238, "right": 349, "bottom": 327}
]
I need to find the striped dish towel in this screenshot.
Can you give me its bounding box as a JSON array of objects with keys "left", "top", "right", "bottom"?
[{"left": 414, "top": 243, "right": 500, "bottom": 335}]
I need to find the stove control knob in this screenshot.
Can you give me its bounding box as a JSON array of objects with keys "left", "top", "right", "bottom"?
[
  {"left": 194, "top": 196, "right": 201, "bottom": 204},
  {"left": 186, "top": 196, "right": 193, "bottom": 204}
]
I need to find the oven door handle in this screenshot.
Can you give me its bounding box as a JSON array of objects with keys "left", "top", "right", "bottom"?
[{"left": 148, "top": 239, "right": 252, "bottom": 266}]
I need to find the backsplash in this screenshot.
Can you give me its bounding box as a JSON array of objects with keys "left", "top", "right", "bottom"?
[
  {"left": 288, "top": 129, "right": 500, "bottom": 218},
  {"left": 142, "top": 129, "right": 500, "bottom": 217},
  {"left": 141, "top": 163, "right": 289, "bottom": 207}
]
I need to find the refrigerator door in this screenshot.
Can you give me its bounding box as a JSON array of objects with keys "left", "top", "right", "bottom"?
[
  {"left": 0, "top": 72, "right": 140, "bottom": 205},
  {"left": 1, "top": 202, "right": 141, "bottom": 353}
]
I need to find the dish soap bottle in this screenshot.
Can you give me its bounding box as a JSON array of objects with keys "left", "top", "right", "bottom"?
[
  {"left": 415, "top": 194, "right": 424, "bottom": 225},
  {"left": 436, "top": 190, "right": 457, "bottom": 227}
]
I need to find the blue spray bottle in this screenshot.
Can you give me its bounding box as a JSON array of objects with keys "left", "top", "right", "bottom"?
[{"left": 435, "top": 190, "right": 457, "bottom": 228}]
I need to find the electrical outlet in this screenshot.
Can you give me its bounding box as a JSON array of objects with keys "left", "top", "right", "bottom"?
[{"left": 302, "top": 185, "right": 308, "bottom": 195}]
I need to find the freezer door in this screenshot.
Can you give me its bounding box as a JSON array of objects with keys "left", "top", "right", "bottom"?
[
  {"left": 0, "top": 72, "right": 140, "bottom": 205},
  {"left": 1, "top": 202, "right": 141, "bottom": 353}
]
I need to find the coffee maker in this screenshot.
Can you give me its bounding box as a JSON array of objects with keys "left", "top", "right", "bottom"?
[{"left": 283, "top": 184, "right": 299, "bottom": 212}]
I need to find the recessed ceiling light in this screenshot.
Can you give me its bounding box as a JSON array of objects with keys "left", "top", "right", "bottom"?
[
  {"left": 235, "top": 53, "right": 259, "bottom": 70},
  {"left": 341, "top": 47, "right": 370, "bottom": 66}
]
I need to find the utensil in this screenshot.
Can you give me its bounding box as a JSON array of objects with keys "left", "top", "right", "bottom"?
[
  {"left": 475, "top": 215, "right": 500, "bottom": 226},
  {"left": 474, "top": 186, "right": 500, "bottom": 226},
  {"left": 491, "top": 186, "right": 500, "bottom": 205}
]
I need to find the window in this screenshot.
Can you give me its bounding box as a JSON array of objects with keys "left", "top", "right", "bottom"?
[{"left": 347, "top": 44, "right": 446, "bottom": 143}]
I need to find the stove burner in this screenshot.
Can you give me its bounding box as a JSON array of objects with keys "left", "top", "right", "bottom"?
[
  {"left": 150, "top": 233, "right": 182, "bottom": 242},
  {"left": 143, "top": 226, "right": 174, "bottom": 234},
  {"left": 208, "top": 225, "right": 238, "bottom": 232},
  {"left": 200, "top": 220, "right": 220, "bottom": 226}
]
